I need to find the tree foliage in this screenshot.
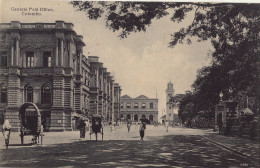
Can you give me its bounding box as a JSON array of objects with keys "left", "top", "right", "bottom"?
[{"left": 70, "top": 2, "right": 260, "bottom": 120}]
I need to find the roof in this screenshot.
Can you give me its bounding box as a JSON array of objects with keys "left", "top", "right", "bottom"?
[
  {"left": 136, "top": 95, "right": 148, "bottom": 99},
  {"left": 121, "top": 95, "right": 132, "bottom": 98}
]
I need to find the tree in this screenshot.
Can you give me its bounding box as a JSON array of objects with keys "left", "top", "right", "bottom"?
[{"left": 70, "top": 2, "right": 259, "bottom": 116}]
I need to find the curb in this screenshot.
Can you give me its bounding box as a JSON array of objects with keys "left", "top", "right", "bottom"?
[{"left": 202, "top": 137, "right": 254, "bottom": 161}]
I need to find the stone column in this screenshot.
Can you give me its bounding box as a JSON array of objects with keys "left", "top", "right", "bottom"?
[
  {"left": 23, "top": 54, "right": 26, "bottom": 68},
  {"left": 15, "top": 39, "right": 19, "bottom": 66},
  {"left": 79, "top": 50, "right": 82, "bottom": 74},
  {"left": 68, "top": 41, "right": 72, "bottom": 68},
  {"left": 11, "top": 45, "right": 14, "bottom": 66},
  {"left": 55, "top": 39, "right": 59, "bottom": 66},
  {"left": 60, "top": 39, "right": 64, "bottom": 67},
  {"left": 96, "top": 68, "right": 99, "bottom": 115},
  {"left": 111, "top": 81, "right": 114, "bottom": 123}
]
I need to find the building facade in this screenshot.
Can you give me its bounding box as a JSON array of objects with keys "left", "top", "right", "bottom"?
[
  {"left": 0, "top": 21, "right": 121, "bottom": 131},
  {"left": 166, "top": 81, "right": 174, "bottom": 122},
  {"left": 120, "top": 95, "right": 158, "bottom": 123}
]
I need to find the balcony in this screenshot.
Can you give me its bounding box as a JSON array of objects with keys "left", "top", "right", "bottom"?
[
  {"left": 20, "top": 68, "right": 53, "bottom": 76},
  {"left": 0, "top": 68, "right": 8, "bottom": 74}
]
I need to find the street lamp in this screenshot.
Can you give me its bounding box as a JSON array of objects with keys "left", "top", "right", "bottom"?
[{"left": 219, "top": 91, "right": 223, "bottom": 102}]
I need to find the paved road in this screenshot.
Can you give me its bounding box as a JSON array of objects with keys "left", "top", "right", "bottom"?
[{"left": 0, "top": 125, "right": 257, "bottom": 167}]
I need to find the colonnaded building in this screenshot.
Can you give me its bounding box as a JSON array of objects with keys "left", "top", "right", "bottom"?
[
  {"left": 120, "top": 95, "right": 158, "bottom": 123},
  {"left": 0, "top": 21, "right": 121, "bottom": 131}
]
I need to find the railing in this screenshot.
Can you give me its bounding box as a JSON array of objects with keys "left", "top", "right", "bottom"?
[
  {"left": 0, "top": 68, "right": 8, "bottom": 74},
  {"left": 21, "top": 24, "right": 36, "bottom": 29},
  {"left": 0, "top": 22, "right": 73, "bottom": 30},
  {"left": 43, "top": 24, "right": 55, "bottom": 29},
  {"left": 21, "top": 68, "right": 53, "bottom": 75},
  {"left": 0, "top": 24, "right": 11, "bottom": 29}
]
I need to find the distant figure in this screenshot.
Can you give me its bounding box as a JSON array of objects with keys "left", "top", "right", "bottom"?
[
  {"left": 2, "top": 119, "right": 11, "bottom": 149},
  {"left": 139, "top": 122, "right": 146, "bottom": 141},
  {"left": 187, "top": 119, "right": 193, "bottom": 128},
  {"left": 79, "top": 120, "right": 86, "bottom": 138},
  {"left": 165, "top": 120, "right": 169, "bottom": 132},
  {"left": 217, "top": 113, "right": 223, "bottom": 135},
  {"left": 127, "top": 121, "right": 131, "bottom": 133}
]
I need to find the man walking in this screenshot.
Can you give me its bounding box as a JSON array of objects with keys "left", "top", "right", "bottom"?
[{"left": 139, "top": 121, "right": 146, "bottom": 141}]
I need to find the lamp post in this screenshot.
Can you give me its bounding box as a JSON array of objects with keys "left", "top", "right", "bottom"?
[{"left": 219, "top": 91, "right": 223, "bottom": 102}]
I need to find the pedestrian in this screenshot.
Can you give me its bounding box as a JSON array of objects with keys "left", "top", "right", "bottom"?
[
  {"left": 139, "top": 121, "right": 146, "bottom": 141},
  {"left": 165, "top": 120, "right": 169, "bottom": 132},
  {"left": 217, "top": 113, "right": 223, "bottom": 135},
  {"left": 127, "top": 121, "right": 131, "bottom": 133},
  {"left": 2, "top": 119, "right": 11, "bottom": 149},
  {"left": 187, "top": 119, "right": 192, "bottom": 128}
]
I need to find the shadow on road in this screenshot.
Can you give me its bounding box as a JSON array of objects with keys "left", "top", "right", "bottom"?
[{"left": 0, "top": 135, "right": 256, "bottom": 168}]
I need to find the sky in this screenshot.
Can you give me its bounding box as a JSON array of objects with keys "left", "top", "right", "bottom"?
[{"left": 0, "top": 0, "right": 215, "bottom": 118}]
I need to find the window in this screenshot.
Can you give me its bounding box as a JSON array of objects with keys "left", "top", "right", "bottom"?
[
  {"left": 43, "top": 51, "right": 51, "bottom": 67},
  {"left": 120, "top": 104, "right": 123, "bottom": 108},
  {"left": 134, "top": 103, "right": 138, "bottom": 108},
  {"left": 25, "top": 85, "right": 33, "bottom": 102},
  {"left": 126, "top": 103, "right": 131, "bottom": 108},
  {"left": 26, "top": 51, "right": 34, "bottom": 67},
  {"left": 142, "top": 103, "right": 146, "bottom": 109},
  {"left": 41, "top": 85, "right": 51, "bottom": 104},
  {"left": 149, "top": 115, "right": 153, "bottom": 122},
  {"left": 0, "top": 51, "right": 7, "bottom": 67},
  {"left": 134, "top": 114, "right": 138, "bottom": 121},
  {"left": 150, "top": 103, "right": 153, "bottom": 109},
  {"left": 0, "top": 84, "right": 7, "bottom": 103},
  {"left": 127, "top": 114, "right": 131, "bottom": 120}
]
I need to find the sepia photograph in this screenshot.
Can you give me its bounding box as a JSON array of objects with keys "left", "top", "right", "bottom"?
[{"left": 0, "top": 0, "right": 259, "bottom": 167}]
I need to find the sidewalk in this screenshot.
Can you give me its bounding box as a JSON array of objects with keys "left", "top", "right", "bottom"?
[{"left": 203, "top": 131, "right": 259, "bottom": 165}]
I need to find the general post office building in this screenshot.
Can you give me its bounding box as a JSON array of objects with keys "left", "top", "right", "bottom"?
[{"left": 0, "top": 21, "right": 121, "bottom": 131}]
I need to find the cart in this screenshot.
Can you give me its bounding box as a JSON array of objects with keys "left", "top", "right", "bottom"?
[
  {"left": 89, "top": 114, "right": 103, "bottom": 141},
  {"left": 19, "top": 102, "right": 43, "bottom": 145}
]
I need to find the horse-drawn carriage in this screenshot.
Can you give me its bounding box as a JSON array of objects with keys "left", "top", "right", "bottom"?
[
  {"left": 89, "top": 114, "right": 104, "bottom": 141},
  {"left": 19, "top": 102, "right": 44, "bottom": 145}
]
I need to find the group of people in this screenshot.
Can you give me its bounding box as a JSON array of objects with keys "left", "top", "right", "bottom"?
[{"left": 126, "top": 120, "right": 147, "bottom": 141}]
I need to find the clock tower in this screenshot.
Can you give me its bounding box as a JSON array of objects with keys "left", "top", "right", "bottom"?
[{"left": 166, "top": 81, "right": 174, "bottom": 122}]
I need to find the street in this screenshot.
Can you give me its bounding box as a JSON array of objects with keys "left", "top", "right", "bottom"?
[{"left": 0, "top": 125, "right": 257, "bottom": 168}]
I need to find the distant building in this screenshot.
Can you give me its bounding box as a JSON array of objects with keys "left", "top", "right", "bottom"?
[
  {"left": 120, "top": 95, "right": 158, "bottom": 123},
  {"left": 0, "top": 21, "right": 121, "bottom": 131},
  {"left": 166, "top": 81, "right": 174, "bottom": 122}
]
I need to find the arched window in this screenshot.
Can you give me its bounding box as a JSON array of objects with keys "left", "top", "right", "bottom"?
[
  {"left": 120, "top": 114, "right": 123, "bottom": 119},
  {"left": 134, "top": 114, "right": 138, "bottom": 121},
  {"left": 41, "top": 85, "right": 51, "bottom": 104},
  {"left": 25, "top": 85, "right": 33, "bottom": 102},
  {"left": 0, "top": 84, "right": 7, "bottom": 103},
  {"left": 127, "top": 114, "right": 131, "bottom": 120},
  {"left": 142, "top": 114, "right": 146, "bottom": 119},
  {"left": 149, "top": 115, "right": 153, "bottom": 122}
]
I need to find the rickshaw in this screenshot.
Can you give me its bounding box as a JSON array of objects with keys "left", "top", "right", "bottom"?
[
  {"left": 89, "top": 114, "right": 103, "bottom": 141},
  {"left": 19, "top": 102, "right": 43, "bottom": 145}
]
